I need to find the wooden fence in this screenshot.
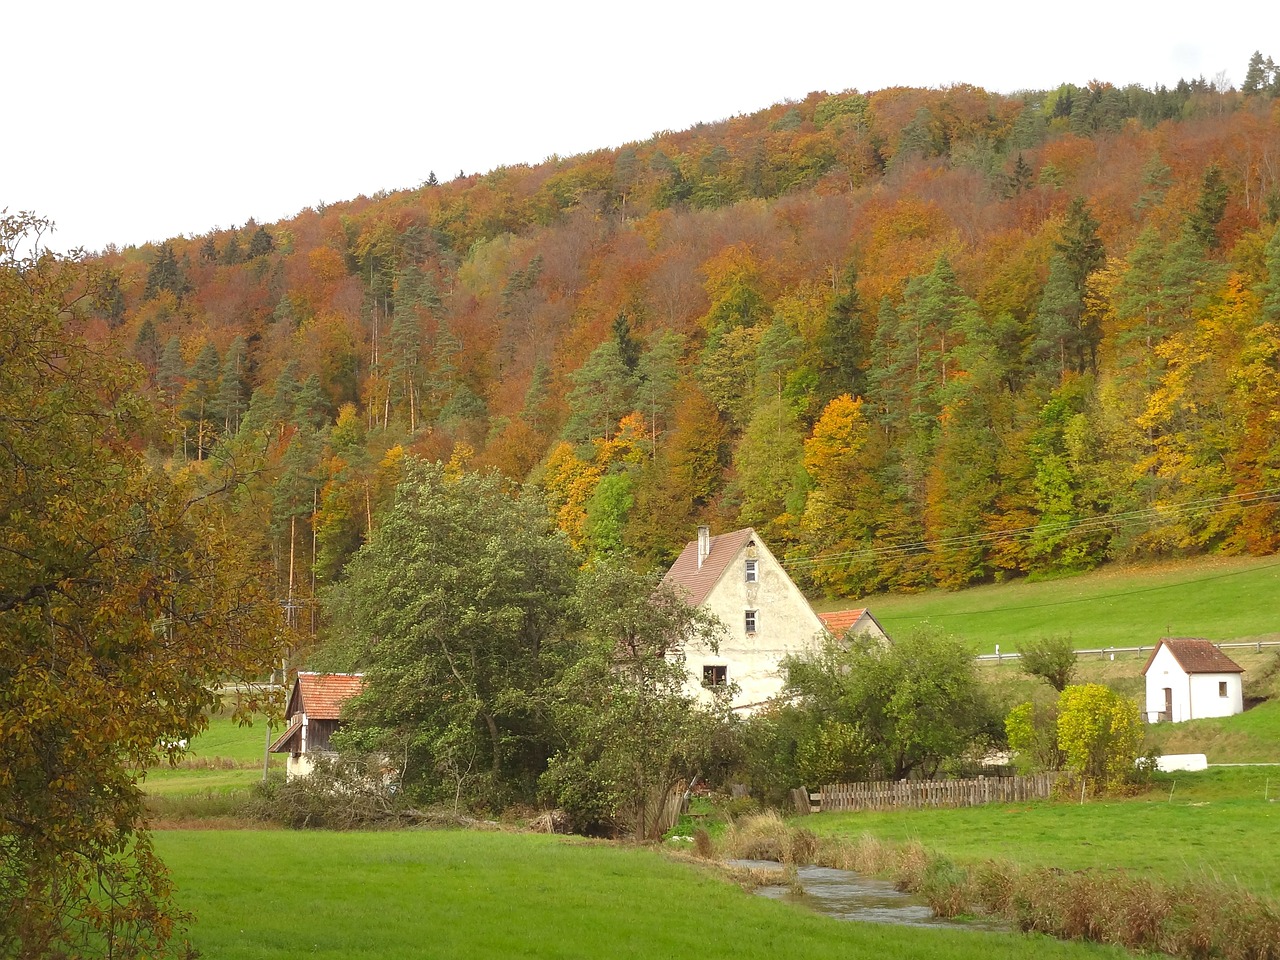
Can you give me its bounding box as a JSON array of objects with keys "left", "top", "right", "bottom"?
[{"left": 797, "top": 773, "right": 1058, "bottom": 814}]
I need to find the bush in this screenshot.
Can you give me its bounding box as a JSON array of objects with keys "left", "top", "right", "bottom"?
[
  {"left": 244, "top": 755, "right": 419, "bottom": 830},
  {"left": 1057, "top": 683, "right": 1143, "bottom": 790}
]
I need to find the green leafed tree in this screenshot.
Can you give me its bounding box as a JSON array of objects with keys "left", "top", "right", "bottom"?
[
  {"left": 540, "top": 559, "right": 732, "bottom": 838},
  {"left": 781, "top": 627, "right": 994, "bottom": 781},
  {"left": 323, "top": 461, "right": 577, "bottom": 808}
]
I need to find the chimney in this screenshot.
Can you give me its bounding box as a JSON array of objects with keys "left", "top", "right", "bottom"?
[{"left": 697, "top": 525, "right": 711, "bottom": 568}]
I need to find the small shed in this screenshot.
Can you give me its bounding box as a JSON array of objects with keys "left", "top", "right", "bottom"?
[
  {"left": 269, "top": 671, "right": 364, "bottom": 778},
  {"left": 817, "top": 608, "right": 889, "bottom": 642},
  {"left": 1142, "top": 638, "right": 1243, "bottom": 723}
]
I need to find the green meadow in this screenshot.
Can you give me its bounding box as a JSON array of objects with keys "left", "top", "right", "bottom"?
[
  {"left": 836, "top": 554, "right": 1280, "bottom": 652},
  {"left": 154, "top": 830, "right": 1128, "bottom": 960},
  {"left": 806, "top": 766, "right": 1280, "bottom": 897}
]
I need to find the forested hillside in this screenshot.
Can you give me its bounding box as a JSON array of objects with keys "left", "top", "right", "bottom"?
[{"left": 74, "top": 59, "right": 1280, "bottom": 632}]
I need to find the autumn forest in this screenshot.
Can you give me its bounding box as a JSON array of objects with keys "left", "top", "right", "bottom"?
[{"left": 71, "top": 58, "right": 1280, "bottom": 631}]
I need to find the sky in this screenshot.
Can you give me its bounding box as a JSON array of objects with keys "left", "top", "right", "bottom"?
[{"left": 4, "top": 1, "right": 1261, "bottom": 255}]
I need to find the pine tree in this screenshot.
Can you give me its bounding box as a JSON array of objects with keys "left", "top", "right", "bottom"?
[
  {"left": 132, "top": 319, "right": 160, "bottom": 381},
  {"left": 818, "top": 261, "right": 864, "bottom": 400},
  {"left": 143, "top": 242, "right": 187, "bottom": 302},
  {"left": 222, "top": 231, "right": 243, "bottom": 265},
  {"left": 612, "top": 308, "right": 641, "bottom": 372},
  {"left": 216, "top": 336, "right": 249, "bottom": 435},
  {"left": 1188, "top": 165, "right": 1229, "bottom": 250},
  {"left": 181, "top": 342, "right": 220, "bottom": 460},
  {"left": 156, "top": 335, "right": 186, "bottom": 405},
  {"left": 247, "top": 226, "right": 273, "bottom": 259}
]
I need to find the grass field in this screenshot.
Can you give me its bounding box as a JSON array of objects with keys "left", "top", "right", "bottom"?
[
  {"left": 154, "top": 830, "right": 1129, "bottom": 960},
  {"left": 826, "top": 554, "right": 1280, "bottom": 652},
  {"left": 805, "top": 766, "right": 1280, "bottom": 897}
]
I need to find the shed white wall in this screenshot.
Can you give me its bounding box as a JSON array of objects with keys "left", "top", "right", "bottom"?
[
  {"left": 683, "top": 536, "right": 825, "bottom": 712},
  {"left": 1144, "top": 645, "right": 1243, "bottom": 722}
]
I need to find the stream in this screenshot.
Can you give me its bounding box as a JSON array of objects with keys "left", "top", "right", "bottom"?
[{"left": 727, "top": 860, "right": 1006, "bottom": 932}]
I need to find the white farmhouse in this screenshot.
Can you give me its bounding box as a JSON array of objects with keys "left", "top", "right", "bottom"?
[
  {"left": 269, "top": 671, "right": 364, "bottom": 778},
  {"left": 1142, "top": 638, "right": 1244, "bottom": 723},
  {"left": 662, "top": 526, "right": 827, "bottom": 712}
]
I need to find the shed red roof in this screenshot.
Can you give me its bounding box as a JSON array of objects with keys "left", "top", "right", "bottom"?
[
  {"left": 818, "top": 608, "right": 868, "bottom": 634},
  {"left": 1142, "top": 638, "right": 1244, "bottom": 676},
  {"left": 662, "top": 527, "right": 757, "bottom": 606},
  {"left": 289, "top": 672, "right": 365, "bottom": 721}
]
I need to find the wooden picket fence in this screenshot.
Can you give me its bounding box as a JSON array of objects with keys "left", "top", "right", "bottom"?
[{"left": 798, "top": 772, "right": 1058, "bottom": 814}]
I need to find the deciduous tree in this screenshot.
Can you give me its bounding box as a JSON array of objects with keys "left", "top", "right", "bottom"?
[{"left": 1, "top": 213, "right": 279, "bottom": 958}]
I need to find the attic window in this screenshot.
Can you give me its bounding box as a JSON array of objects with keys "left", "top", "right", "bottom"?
[
  {"left": 1219, "top": 681, "right": 1228, "bottom": 697},
  {"left": 745, "top": 609, "right": 757, "bottom": 634},
  {"left": 745, "top": 559, "right": 758, "bottom": 583},
  {"left": 702, "top": 664, "right": 727, "bottom": 688}
]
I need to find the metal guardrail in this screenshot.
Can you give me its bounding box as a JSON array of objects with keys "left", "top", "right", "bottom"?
[{"left": 976, "top": 640, "right": 1280, "bottom": 662}]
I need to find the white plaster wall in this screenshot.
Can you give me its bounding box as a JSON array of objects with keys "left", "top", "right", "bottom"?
[
  {"left": 286, "top": 753, "right": 314, "bottom": 780},
  {"left": 683, "top": 536, "right": 826, "bottom": 712},
  {"left": 1145, "top": 645, "right": 1191, "bottom": 722},
  {"left": 1189, "top": 672, "right": 1243, "bottom": 719},
  {"left": 1145, "top": 645, "right": 1243, "bottom": 722}
]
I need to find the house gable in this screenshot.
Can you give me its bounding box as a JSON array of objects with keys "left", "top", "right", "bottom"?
[{"left": 664, "top": 527, "right": 825, "bottom": 711}]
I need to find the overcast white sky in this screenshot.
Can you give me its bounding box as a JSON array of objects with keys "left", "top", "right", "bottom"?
[{"left": 4, "top": 1, "right": 1260, "bottom": 254}]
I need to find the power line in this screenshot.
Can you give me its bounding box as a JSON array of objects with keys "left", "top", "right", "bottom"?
[{"left": 783, "top": 486, "right": 1280, "bottom": 573}]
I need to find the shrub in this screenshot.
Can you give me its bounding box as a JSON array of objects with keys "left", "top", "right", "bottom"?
[
  {"left": 1005, "top": 699, "right": 1064, "bottom": 773},
  {"left": 1056, "top": 683, "right": 1143, "bottom": 790},
  {"left": 1019, "top": 635, "right": 1077, "bottom": 691},
  {"left": 245, "top": 755, "right": 418, "bottom": 829}
]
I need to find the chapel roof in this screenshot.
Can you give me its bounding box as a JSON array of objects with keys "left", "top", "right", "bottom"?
[{"left": 1142, "top": 638, "right": 1244, "bottom": 676}]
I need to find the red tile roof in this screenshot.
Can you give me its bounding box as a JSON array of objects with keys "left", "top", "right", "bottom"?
[
  {"left": 662, "top": 527, "right": 758, "bottom": 606},
  {"left": 290, "top": 672, "right": 365, "bottom": 721},
  {"left": 818, "top": 608, "right": 868, "bottom": 634},
  {"left": 1142, "top": 638, "right": 1244, "bottom": 676}
]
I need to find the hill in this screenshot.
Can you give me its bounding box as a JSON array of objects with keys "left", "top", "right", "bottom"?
[
  {"left": 64, "top": 63, "right": 1280, "bottom": 642},
  {"left": 844, "top": 554, "right": 1280, "bottom": 651}
]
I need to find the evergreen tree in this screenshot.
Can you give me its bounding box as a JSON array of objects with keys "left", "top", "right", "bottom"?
[
  {"left": 180, "top": 342, "right": 221, "bottom": 460},
  {"left": 143, "top": 242, "right": 187, "bottom": 302},
  {"left": 247, "top": 226, "right": 274, "bottom": 259},
  {"left": 818, "top": 261, "right": 864, "bottom": 400},
  {"left": 1188, "top": 165, "right": 1229, "bottom": 250},
  {"left": 1243, "top": 51, "right": 1269, "bottom": 96},
  {"left": 562, "top": 341, "right": 636, "bottom": 443},
  {"left": 216, "top": 336, "right": 249, "bottom": 435},
  {"left": 294, "top": 374, "right": 331, "bottom": 431},
  {"left": 1051, "top": 197, "right": 1106, "bottom": 371},
  {"left": 132, "top": 318, "right": 160, "bottom": 380},
  {"left": 520, "top": 359, "right": 554, "bottom": 434},
  {"left": 612, "top": 308, "right": 641, "bottom": 372},
  {"left": 222, "top": 231, "right": 243, "bottom": 265},
  {"left": 156, "top": 335, "right": 186, "bottom": 405}
]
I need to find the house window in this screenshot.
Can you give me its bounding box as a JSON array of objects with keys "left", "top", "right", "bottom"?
[
  {"left": 745, "top": 559, "right": 758, "bottom": 583},
  {"left": 703, "top": 664, "right": 727, "bottom": 688},
  {"left": 1219, "top": 681, "right": 1228, "bottom": 697},
  {"left": 745, "top": 609, "right": 757, "bottom": 634}
]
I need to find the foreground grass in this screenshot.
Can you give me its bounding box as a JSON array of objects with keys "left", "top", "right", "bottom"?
[
  {"left": 155, "top": 830, "right": 1128, "bottom": 960},
  {"left": 806, "top": 767, "right": 1280, "bottom": 897},
  {"left": 840, "top": 554, "right": 1280, "bottom": 652}
]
